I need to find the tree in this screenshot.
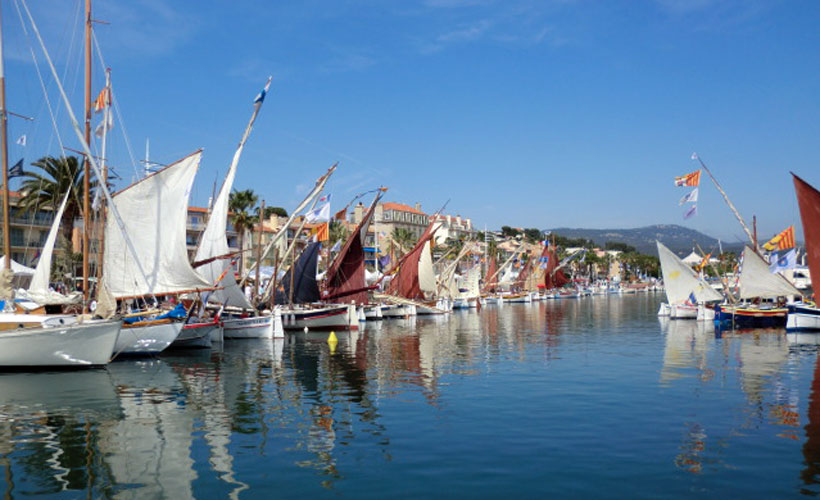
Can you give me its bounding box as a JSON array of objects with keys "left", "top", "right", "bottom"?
[
  {"left": 329, "top": 220, "right": 349, "bottom": 247},
  {"left": 18, "top": 156, "right": 90, "bottom": 246},
  {"left": 392, "top": 228, "right": 417, "bottom": 255},
  {"left": 266, "top": 206, "right": 287, "bottom": 218},
  {"left": 605, "top": 241, "right": 636, "bottom": 253},
  {"left": 228, "top": 188, "right": 259, "bottom": 273}
]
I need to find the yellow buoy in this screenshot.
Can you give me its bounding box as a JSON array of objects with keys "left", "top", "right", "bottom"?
[{"left": 328, "top": 331, "right": 338, "bottom": 353}]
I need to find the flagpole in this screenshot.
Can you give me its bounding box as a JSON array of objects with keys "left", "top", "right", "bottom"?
[
  {"left": 0, "top": 1, "right": 11, "bottom": 272},
  {"left": 693, "top": 154, "right": 756, "bottom": 250},
  {"left": 81, "top": 0, "right": 92, "bottom": 311}
]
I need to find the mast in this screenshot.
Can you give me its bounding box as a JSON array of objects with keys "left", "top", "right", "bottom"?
[
  {"left": 82, "top": 0, "right": 92, "bottom": 310},
  {"left": 0, "top": 1, "right": 10, "bottom": 271},
  {"left": 95, "top": 68, "right": 110, "bottom": 295},
  {"left": 255, "top": 199, "right": 264, "bottom": 300},
  {"left": 693, "top": 154, "right": 756, "bottom": 250}
]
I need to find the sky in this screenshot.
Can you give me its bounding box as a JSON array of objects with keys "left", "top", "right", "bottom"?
[{"left": 3, "top": 0, "right": 819, "bottom": 245}]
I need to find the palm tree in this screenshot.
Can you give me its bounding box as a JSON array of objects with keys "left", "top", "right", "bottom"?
[
  {"left": 18, "top": 156, "right": 90, "bottom": 247},
  {"left": 228, "top": 188, "right": 259, "bottom": 273},
  {"left": 392, "top": 228, "right": 416, "bottom": 255},
  {"left": 329, "top": 220, "right": 349, "bottom": 247}
]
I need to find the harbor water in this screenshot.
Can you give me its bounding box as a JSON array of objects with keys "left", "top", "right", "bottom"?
[{"left": 1, "top": 293, "right": 819, "bottom": 498}]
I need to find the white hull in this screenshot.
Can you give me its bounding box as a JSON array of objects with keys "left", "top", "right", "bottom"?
[
  {"left": 364, "top": 304, "right": 384, "bottom": 320},
  {"left": 281, "top": 305, "right": 358, "bottom": 331},
  {"left": 696, "top": 304, "right": 715, "bottom": 322},
  {"left": 0, "top": 319, "right": 120, "bottom": 367},
  {"left": 670, "top": 304, "right": 697, "bottom": 320},
  {"left": 483, "top": 296, "right": 504, "bottom": 305},
  {"left": 657, "top": 302, "right": 671, "bottom": 317},
  {"left": 381, "top": 304, "right": 413, "bottom": 319},
  {"left": 223, "top": 314, "right": 277, "bottom": 339},
  {"left": 173, "top": 322, "right": 219, "bottom": 348},
  {"left": 115, "top": 321, "right": 183, "bottom": 355},
  {"left": 787, "top": 304, "right": 820, "bottom": 332}
]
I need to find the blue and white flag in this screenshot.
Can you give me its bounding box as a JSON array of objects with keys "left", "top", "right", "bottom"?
[
  {"left": 683, "top": 205, "right": 697, "bottom": 220},
  {"left": 8, "top": 158, "right": 24, "bottom": 178},
  {"left": 305, "top": 202, "right": 331, "bottom": 223},
  {"left": 15, "top": 134, "right": 26, "bottom": 146},
  {"left": 769, "top": 248, "right": 797, "bottom": 273},
  {"left": 319, "top": 194, "right": 331, "bottom": 203},
  {"left": 678, "top": 188, "right": 698, "bottom": 206},
  {"left": 254, "top": 77, "right": 272, "bottom": 104}
]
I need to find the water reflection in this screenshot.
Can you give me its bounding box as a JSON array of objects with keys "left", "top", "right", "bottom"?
[{"left": 2, "top": 295, "right": 820, "bottom": 497}]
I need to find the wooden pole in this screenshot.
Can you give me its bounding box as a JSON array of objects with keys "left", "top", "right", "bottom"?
[
  {"left": 82, "top": 0, "right": 92, "bottom": 311},
  {"left": 0, "top": 1, "right": 10, "bottom": 271},
  {"left": 95, "top": 69, "right": 110, "bottom": 297},
  {"left": 255, "top": 199, "right": 264, "bottom": 300}
]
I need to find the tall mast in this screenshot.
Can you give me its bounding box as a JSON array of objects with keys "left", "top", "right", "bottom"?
[
  {"left": 255, "top": 199, "right": 264, "bottom": 300},
  {"left": 95, "top": 68, "right": 110, "bottom": 294},
  {"left": 82, "top": 0, "right": 92, "bottom": 310},
  {"left": 0, "top": 1, "right": 11, "bottom": 271},
  {"left": 692, "top": 154, "right": 756, "bottom": 250}
]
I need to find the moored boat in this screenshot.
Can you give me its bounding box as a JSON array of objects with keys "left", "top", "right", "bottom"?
[{"left": 0, "top": 318, "right": 121, "bottom": 368}]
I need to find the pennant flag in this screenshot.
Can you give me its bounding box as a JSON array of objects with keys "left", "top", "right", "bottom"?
[
  {"left": 15, "top": 134, "right": 26, "bottom": 146},
  {"left": 769, "top": 248, "right": 797, "bottom": 273},
  {"left": 683, "top": 205, "right": 697, "bottom": 219},
  {"left": 334, "top": 208, "right": 346, "bottom": 221},
  {"left": 305, "top": 202, "right": 331, "bottom": 223},
  {"left": 313, "top": 222, "right": 329, "bottom": 242},
  {"left": 697, "top": 253, "right": 711, "bottom": 271},
  {"left": 93, "top": 87, "right": 110, "bottom": 113},
  {"left": 762, "top": 225, "right": 795, "bottom": 251},
  {"left": 8, "top": 158, "right": 24, "bottom": 178},
  {"left": 378, "top": 255, "right": 391, "bottom": 268},
  {"left": 678, "top": 187, "right": 699, "bottom": 206},
  {"left": 254, "top": 77, "right": 272, "bottom": 104},
  {"left": 319, "top": 194, "right": 331, "bottom": 203},
  {"left": 686, "top": 292, "right": 697, "bottom": 305},
  {"left": 674, "top": 169, "right": 701, "bottom": 187}
]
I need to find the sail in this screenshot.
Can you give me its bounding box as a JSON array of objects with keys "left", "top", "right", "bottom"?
[
  {"left": 104, "top": 151, "right": 210, "bottom": 298},
  {"left": 515, "top": 256, "right": 532, "bottom": 291},
  {"left": 418, "top": 241, "right": 436, "bottom": 295},
  {"left": 543, "top": 246, "right": 569, "bottom": 289},
  {"left": 461, "top": 265, "right": 481, "bottom": 298},
  {"left": 29, "top": 190, "right": 70, "bottom": 294},
  {"left": 386, "top": 222, "right": 439, "bottom": 300},
  {"left": 656, "top": 241, "right": 722, "bottom": 304},
  {"left": 794, "top": 174, "right": 820, "bottom": 299},
  {"left": 483, "top": 256, "right": 497, "bottom": 293},
  {"left": 276, "top": 242, "right": 320, "bottom": 305},
  {"left": 738, "top": 246, "right": 800, "bottom": 299},
  {"left": 323, "top": 190, "right": 382, "bottom": 304}
]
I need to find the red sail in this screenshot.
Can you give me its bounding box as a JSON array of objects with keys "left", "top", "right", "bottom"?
[
  {"left": 323, "top": 191, "right": 383, "bottom": 304},
  {"left": 794, "top": 174, "right": 820, "bottom": 299},
  {"left": 386, "top": 222, "right": 438, "bottom": 300},
  {"left": 544, "top": 245, "right": 569, "bottom": 289},
  {"left": 515, "top": 256, "right": 532, "bottom": 291},
  {"left": 483, "top": 256, "right": 497, "bottom": 293}
]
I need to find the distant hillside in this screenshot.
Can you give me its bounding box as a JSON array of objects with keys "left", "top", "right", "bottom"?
[{"left": 547, "top": 224, "right": 743, "bottom": 256}]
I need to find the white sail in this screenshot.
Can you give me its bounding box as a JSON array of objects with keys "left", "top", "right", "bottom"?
[
  {"left": 29, "top": 190, "right": 70, "bottom": 294},
  {"left": 657, "top": 241, "right": 722, "bottom": 304},
  {"left": 418, "top": 241, "right": 436, "bottom": 295},
  {"left": 193, "top": 150, "right": 253, "bottom": 309},
  {"left": 104, "top": 151, "right": 210, "bottom": 298},
  {"left": 738, "top": 246, "right": 800, "bottom": 299}
]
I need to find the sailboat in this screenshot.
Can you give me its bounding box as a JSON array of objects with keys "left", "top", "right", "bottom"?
[
  {"left": 103, "top": 151, "right": 214, "bottom": 354},
  {"left": 194, "top": 79, "right": 276, "bottom": 339},
  {"left": 787, "top": 174, "right": 820, "bottom": 332},
  {"left": 657, "top": 241, "right": 723, "bottom": 319},
  {"left": 714, "top": 245, "right": 799, "bottom": 328},
  {"left": 0, "top": 1, "right": 121, "bottom": 367}
]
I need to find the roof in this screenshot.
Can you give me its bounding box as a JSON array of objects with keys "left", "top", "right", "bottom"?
[
  {"left": 188, "top": 206, "right": 209, "bottom": 214},
  {"left": 382, "top": 202, "right": 425, "bottom": 215}
]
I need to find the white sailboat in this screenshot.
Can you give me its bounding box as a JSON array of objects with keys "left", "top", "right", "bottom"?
[
  {"left": 194, "top": 79, "right": 275, "bottom": 339},
  {"left": 104, "top": 151, "right": 213, "bottom": 354},
  {"left": 657, "top": 241, "right": 723, "bottom": 319}
]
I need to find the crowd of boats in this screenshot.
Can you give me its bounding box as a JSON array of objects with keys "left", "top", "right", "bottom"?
[{"left": 656, "top": 169, "right": 820, "bottom": 334}]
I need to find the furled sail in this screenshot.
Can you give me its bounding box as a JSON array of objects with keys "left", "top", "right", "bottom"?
[
  {"left": 323, "top": 190, "right": 383, "bottom": 304},
  {"left": 656, "top": 241, "right": 722, "bottom": 304},
  {"left": 794, "top": 174, "right": 820, "bottom": 299},
  {"left": 104, "top": 151, "right": 211, "bottom": 298},
  {"left": 276, "top": 242, "right": 321, "bottom": 305},
  {"left": 738, "top": 246, "right": 800, "bottom": 299}
]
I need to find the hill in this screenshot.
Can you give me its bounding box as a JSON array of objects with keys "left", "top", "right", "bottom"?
[{"left": 546, "top": 224, "right": 743, "bottom": 256}]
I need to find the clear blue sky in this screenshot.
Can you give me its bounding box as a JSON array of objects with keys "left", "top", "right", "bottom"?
[{"left": 4, "top": 0, "right": 819, "bottom": 245}]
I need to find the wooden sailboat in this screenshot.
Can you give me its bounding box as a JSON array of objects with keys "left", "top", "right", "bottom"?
[
  {"left": 657, "top": 241, "right": 723, "bottom": 319},
  {"left": 787, "top": 174, "right": 820, "bottom": 332},
  {"left": 0, "top": 0, "right": 120, "bottom": 367}
]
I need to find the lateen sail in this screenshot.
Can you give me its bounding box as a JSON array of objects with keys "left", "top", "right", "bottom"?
[
  {"left": 794, "top": 174, "right": 820, "bottom": 298},
  {"left": 104, "top": 151, "right": 210, "bottom": 298},
  {"left": 418, "top": 241, "right": 436, "bottom": 295},
  {"left": 277, "top": 242, "right": 321, "bottom": 304},
  {"left": 738, "top": 246, "right": 800, "bottom": 299},
  {"left": 386, "top": 222, "right": 440, "bottom": 300},
  {"left": 29, "top": 190, "right": 70, "bottom": 295},
  {"left": 657, "top": 241, "right": 722, "bottom": 304}
]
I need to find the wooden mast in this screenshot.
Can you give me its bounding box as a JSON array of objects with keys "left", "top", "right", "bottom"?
[
  {"left": 82, "top": 0, "right": 92, "bottom": 311},
  {"left": 0, "top": 1, "right": 11, "bottom": 271},
  {"left": 95, "top": 68, "right": 110, "bottom": 296},
  {"left": 255, "top": 199, "right": 264, "bottom": 300}
]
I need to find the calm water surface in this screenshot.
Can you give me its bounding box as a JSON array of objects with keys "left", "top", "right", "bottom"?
[{"left": 1, "top": 293, "right": 819, "bottom": 498}]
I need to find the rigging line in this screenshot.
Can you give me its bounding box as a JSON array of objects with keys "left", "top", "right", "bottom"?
[{"left": 91, "top": 31, "right": 140, "bottom": 181}]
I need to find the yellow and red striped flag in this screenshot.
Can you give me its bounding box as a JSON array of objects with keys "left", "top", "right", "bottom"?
[
  {"left": 93, "top": 87, "right": 110, "bottom": 113},
  {"left": 674, "top": 169, "right": 701, "bottom": 187},
  {"left": 763, "top": 225, "right": 795, "bottom": 251}
]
